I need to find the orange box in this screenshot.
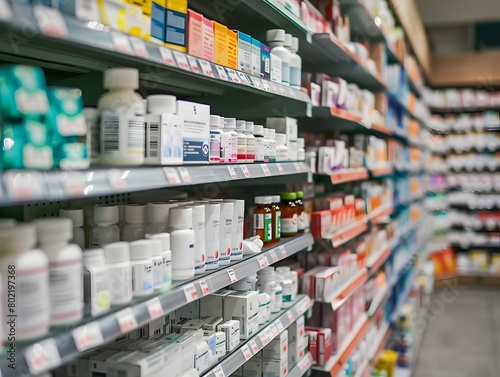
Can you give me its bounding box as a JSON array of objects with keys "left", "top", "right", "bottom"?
[
  {"left": 213, "top": 21, "right": 228, "bottom": 66},
  {"left": 226, "top": 29, "right": 238, "bottom": 69}
]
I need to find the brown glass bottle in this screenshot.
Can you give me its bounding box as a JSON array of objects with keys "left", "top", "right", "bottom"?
[
  {"left": 280, "top": 192, "right": 298, "bottom": 237},
  {"left": 253, "top": 196, "right": 273, "bottom": 243},
  {"left": 295, "top": 191, "right": 305, "bottom": 234}
]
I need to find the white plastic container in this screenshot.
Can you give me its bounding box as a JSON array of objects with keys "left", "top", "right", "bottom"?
[
  {"left": 146, "top": 233, "right": 172, "bottom": 287},
  {"left": 169, "top": 206, "right": 195, "bottom": 280},
  {"left": 103, "top": 242, "right": 132, "bottom": 305},
  {"left": 268, "top": 128, "right": 277, "bottom": 163},
  {"left": 286, "top": 35, "right": 302, "bottom": 89},
  {"left": 222, "top": 118, "right": 238, "bottom": 163},
  {"left": 219, "top": 201, "right": 234, "bottom": 265},
  {"left": 35, "top": 218, "right": 84, "bottom": 325},
  {"left": 0, "top": 224, "right": 50, "bottom": 341},
  {"left": 258, "top": 291, "right": 272, "bottom": 324},
  {"left": 275, "top": 133, "right": 288, "bottom": 162},
  {"left": 254, "top": 125, "right": 265, "bottom": 162},
  {"left": 98, "top": 68, "right": 145, "bottom": 166},
  {"left": 149, "top": 238, "right": 164, "bottom": 290},
  {"left": 184, "top": 204, "right": 206, "bottom": 274},
  {"left": 225, "top": 199, "right": 245, "bottom": 261},
  {"left": 83, "top": 248, "right": 111, "bottom": 316},
  {"left": 210, "top": 115, "right": 222, "bottom": 164},
  {"left": 235, "top": 120, "right": 247, "bottom": 163},
  {"left": 145, "top": 202, "right": 178, "bottom": 234},
  {"left": 263, "top": 128, "right": 270, "bottom": 163},
  {"left": 122, "top": 204, "right": 147, "bottom": 241},
  {"left": 59, "top": 208, "right": 85, "bottom": 249},
  {"left": 92, "top": 205, "right": 120, "bottom": 247},
  {"left": 129, "top": 240, "right": 154, "bottom": 296},
  {"left": 266, "top": 29, "right": 290, "bottom": 86},
  {"left": 244, "top": 121, "right": 256, "bottom": 163},
  {"left": 256, "top": 268, "right": 282, "bottom": 313},
  {"left": 275, "top": 274, "right": 293, "bottom": 308},
  {"left": 205, "top": 203, "right": 221, "bottom": 270},
  {"left": 297, "top": 137, "right": 305, "bottom": 161}
]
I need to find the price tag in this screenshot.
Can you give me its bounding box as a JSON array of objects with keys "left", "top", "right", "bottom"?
[
  {"left": 116, "top": 308, "right": 138, "bottom": 333},
  {"left": 212, "top": 365, "right": 226, "bottom": 377},
  {"left": 146, "top": 297, "right": 164, "bottom": 320},
  {"left": 252, "top": 77, "right": 264, "bottom": 90},
  {"left": 178, "top": 167, "right": 192, "bottom": 183},
  {"left": 227, "top": 268, "right": 238, "bottom": 283},
  {"left": 261, "top": 164, "right": 271, "bottom": 176},
  {"left": 60, "top": 171, "right": 86, "bottom": 196},
  {"left": 215, "top": 65, "right": 229, "bottom": 81},
  {"left": 294, "top": 162, "right": 303, "bottom": 172},
  {"left": 260, "top": 329, "right": 271, "bottom": 345},
  {"left": 227, "top": 166, "right": 238, "bottom": 179},
  {"left": 173, "top": 50, "right": 190, "bottom": 70},
  {"left": 269, "top": 250, "right": 278, "bottom": 263},
  {"left": 183, "top": 283, "right": 199, "bottom": 302},
  {"left": 262, "top": 80, "right": 271, "bottom": 92},
  {"left": 25, "top": 338, "right": 61, "bottom": 375},
  {"left": 240, "top": 165, "right": 251, "bottom": 178},
  {"left": 276, "top": 320, "right": 285, "bottom": 333},
  {"left": 287, "top": 311, "right": 295, "bottom": 323},
  {"left": 3, "top": 171, "right": 45, "bottom": 200},
  {"left": 160, "top": 47, "right": 176, "bottom": 66},
  {"left": 288, "top": 88, "right": 297, "bottom": 98},
  {"left": 111, "top": 32, "right": 133, "bottom": 54},
  {"left": 241, "top": 345, "right": 252, "bottom": 361},
  {"left": 270, "top": 82, "right": 280, "bottom": 94},
  {"left": 257, "top": 255, "right": 269, "bottom": 269},
  {"left": 278, "top": 85, "right": 287, "bottom": 96},
  {"left": 130, "top": 38, "right": 149, "bottom": 58},
  {"left": 33, "top": 5, "right": 68, "bottom": 37},
  {"left": 72, "top": 322, "right": 104, "bottom": 352},
  {"left": 279, "top": 245, "right": 287, "bottom": 258},
  {"left": 271, "top": 324, "right": 279, "bottom": 337},
  {"left": 107, "top": 169, "right": 127, "bottom": 191},
  {"left": 199, "top": 59, "right": 215, "bottom": 77},
  {"left": 226, "top": 68, "right": 241, "bottom": 83},
  {"left": 164, "top": 167, "right": 181, "bottom": 184},
  {"left": 186, "top": 55, "right": 200, "bottom": 73},
  {"left": 237, "top": 72, "right": 250, "bottom": 85},
  {"left": 250, "top": 339, "right": 259, "bottom": 353},
  {"left": 199, "top": 280, "right": 210, "bottom": 296},
  {"left": 0, "top": 0, "right": 13, "bottom": 21},
  {"left": 276, "top": 163, "right": 285, "bottom": 174}
]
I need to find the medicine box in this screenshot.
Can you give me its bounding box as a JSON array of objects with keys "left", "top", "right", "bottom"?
[
  {"left": 262, "top": 357, "right": 288, "bottom": 377},
  {"left": 227, "top": 29, "right": 238, "bottom": 69},
  {"left": 224, "top": 291, "right": 259, "bottom": 339},
  {"left": 145, "top": 113, "right": 184, "bottom": 165},
  {"left": 243, "top": 356, "right": 263, "bottom": 377},
  {"left": 217, "top": 320, "right": 240, "bottom": 352},
  {"left": 288, "top": 316, "right": 305, "bottom": 345},
  {"left": 266, "top": 117, "right": 298, "bottom": 161},
  {"left": 236, "top": 31, "right": 252, "bottom": 74},
  {"left": 165, "top": 0, "right": 188, "bottom": 51},
  {"left": 261, "top": 43, "right": 271, "bottom": 80},
  {"left": 213, "top": 21, "right": 228, "bottom": 66},
  {"left": 202, "top": 16, "right": 214, "bottom": 61},
  {"left": 200, "top": 289, "right": 234, "bottom": 318},
  {"left": 187, "top": 9, "right": 203, "bottom": 58},
  {"left": 263, "top": 329, "right": 288, "bottom": 361},
  {"left": 176, "top": 298, "right": 200, "bottom": 319},
  {"left": 251, "top": 38, "right": 261, "bottom": 76},
  {"left": 176, "top": 100, "right": 210, "bottom": 164}
]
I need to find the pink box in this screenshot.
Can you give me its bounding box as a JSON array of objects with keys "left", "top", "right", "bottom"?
[
  {"left": 187, "top": 10, "right": 203, "bottom": 58},
  {"left": 202, "top": 16, "right": 214, "bottom": 61}
]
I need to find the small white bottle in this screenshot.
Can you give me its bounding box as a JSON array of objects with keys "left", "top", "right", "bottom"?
[
  {"left": 145, "top": 202, "right": 178, "bottom": 234},
  {"left": 169, "top": 206, "right": 195, "bottom": 280},
  {"left": 146, "top": 233, "right": 172, "bottom": 287},
  {"left": 59, "top": 208, "right": 85, "bottom": 249},
  {"left": 129, "top": 240, "right": 154, "bottom": 297},
  {"left": 0, "top": 224, "right": 50, "bottom": 341},
  {"left": 225, "top": 199, "right": 245, "bottom": 261},
  {"left": 258, "top": 291, "right": 272, "bottom": 324},
  {"left": 83, "top": 248, "right": 111, "bottom": 316},
  {"left": 148, "top": 238, "right": 165, "bottom": 290},
  {"left": 35, "top": 218, "right": 84, "bottom": 325},
  {"left": 254, "top": 125, "right": 265, "bottom": 162},
  {"left": 219, "top": 201, "right": 234, "bottom": 265},
  {"left": 235, "top": 120, "right": 248, "bottom": 163},
  {"left": 286, "top": 35, "right": 302, "bottom": 89},
  {"left": 275, "top": 133, "right": 288, "bottom": 162},
  {"left": 92, "top": 205, "right": 120, "bottom": 247},
  {"left": 263, "top": 128, "right": 271, "bottom": 163},
  {"left": 297, "top": 137, "right": 305, "bottom": 161},
  {"left": 210, "top": 115, "right": 222, "bottom": 164},
  {"left": 268, "top": 128, "right": 277, "bottom": 163},
  {"left": 266, "top": 29, "right": 291, "bottom": 86},
  {"left": 103, "top": 242, "right": 132, "bottom": 305},
  {"left": 204, "top": 203, "right": 221, "bottom": 270},
  {"left": 98, "top": 68, "right": 145, "bottom": 166},
  {"left": 183, "top": 204, "right": 206, "bottom": 275},
  {"left": 193, "top": 329, "right": 211, "bottom": 374},
  {"left": 244, "top": 121, "right": 256, "bottom": 163},
  {"left": 222, "top": 117, "right": 238, "bottom": 163},
  {"left": 122, "top": 204, "right": 147, "bottom": 241}
]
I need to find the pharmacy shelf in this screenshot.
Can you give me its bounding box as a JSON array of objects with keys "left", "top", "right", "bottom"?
[
  {"left": 328, "top": 168, "right": 370, "bottom": 185},
  {"left": 329, "top": 269, "right": 369, "bottom": 310},
  {"left": 320, "top": 218, "right": 369, "bottom": 248},
  {"left": 430, "top": 105, "right": 500, "bottom": 114},
  {"left": 286, "top": 352, "right": 314, "bottom": 377},
  {"left": 367, "top": 323, "right": 391, "bottom": 362},
  {"left": 367, "top": 206, "right": 394, "bottom": 224},
  {"left": 0, "top": 162, "right": 309, "bottom": 206},
  {"left": 0, "top": 233, "right": 313, "bottom": 377},
  {"left": 369, "top": 166, "right": 395, "bottom": 179},
  {"left": 354, "top": 359, "right": 370, "bottom": 377},
  {"left": 366, "top": 284, "right": 390, "bottom": 317},
  {"left": 390, "top": 268, "right": 417, "bottom": 323},
  {"left": 0, "top": 3, "right": 310, "bottom": 119},
  {"left": 367, "top": 243, "right": 392, "bottom": 273},
  {"left": 202, "top": 295, "right": 313, "bottom": 377},
  {"left": 451, "top": 242, "right": 500, "bottom": 250},
  {"left": 312, "top": 314, "right": 370, "bottom": 376},
  {"left": 435, "top": 271, "right": 500, "bottom": 286}
]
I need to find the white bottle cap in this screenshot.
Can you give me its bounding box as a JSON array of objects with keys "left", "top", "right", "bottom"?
[
  {"left": 268, "top": 128, "right": 276, "bottom": 139},
  {"left": 147, "top": 95, "right": 177, "bottom": 114},
  {"left": 94, "top": 205, "right": 119, "bottom": 225},
  {"left": 210, "top": 115, "right": 221, "bottom": 127},
  {"left": 284, "top": 33, "right": 292, "bottom": 48},
  {"left": 125, "top": 204, "right": 146, "bottom": 224},
  {"left": 224, "top": 118, "right": 236, "bottom": 129},
  {"left": 255, "top": 196, "right": 273, "bottom": 205},
  {"left": 292, "top": 37, "right": 299, "bottom": 52},
  {"left": 275, "top": 133, "right": 286, "bottom": 145},
  {"left": 257, "top": 266, "right": 275, "bottom": 276},
  {"left": 130, "top": 240, "right": 153, "bottom": 260},
  {"left": 297, "top": 138, "right": 305, "bottom": 148},
  {"left": 168, "top": 207, "right": 193, "bottom": 230},
  {"left": 219, "top": 117, "right": 225, "bottom": 128},
  {"left": 236, "top": 120, "right": 246, "bottom": 130},
  {"left": 147, "top": 202, "right": 176, "bottom": 223},
  {"left": 59, "top": 208, "right": 84, "bottom": 227},
  {"left": 149, "top": 239, "right": 162, "bottom": 257},
  {"left": 83, "top": 107, "right": 99, "bottom": 120},
  {"left": 272, "top": 195, "right": 281, "bottom": 203},
  {"left": 35, "top": 218, "right": 72, "bottom": 244},
  {"left": 245, "top": 121, "right": 254, "bottom": 132},
  {"left": 146, "top": 232, "right": 171, "bottom": 251},
  {"left": 266, "top": 29, "right": 285, "bottom": 44},
  {"left": 104, "top": 242, "right": 130, "bottom": 263},
  {"left": 263, "top": 128, "right": 269, "bottom": 137},
  {"left": 254, "top": 125, "right": 264, "bottom": 135},
  {"left": 83, "top": 249, "right": 106, "bottom": 265},
  {"left": 276, "top": 266, "right": 291, "bottom": 277},
  {"left": 104, "top": 68, "right": 139, "bottom": 90},
  {"left": 0, "top": 223, "right": 36, "bottom": 252}
]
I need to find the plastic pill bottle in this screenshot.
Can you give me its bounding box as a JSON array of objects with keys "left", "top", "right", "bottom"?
[
  {"left": 254, "top": 196, "right": 273, "bottom": 244},
  {"left": 219, "top": 201, "right": 234, "bottom": 265},
  {"left": 129, "top": 240, "right": 154, "bottom": 297},
  {"left": 209, "top": 115, "right": 222, "bottom": 164},
  {"left": 204, "top": 203, "right": 221, "bottom": 270},
  {"left": 103, "top": 242, "right": 132, "bottom": 305},
  {"left": 59, "top": 208, "right": 85, "bottom": 249},
  {"left": 92, "top": 204, "right": 120, "bottom": 247},
  {"left": 145, "top": 202, "right": 178, "bottom": 234},
  {"left": 235, "top": 120, "right": 248, "bottom": 163},
  {"left": 271, "top": 195, "right": 282, "bottom": 242},
  {"left": 266, "top": 29, "right": 290, "bottom": 86},
  {"left": 169, "top": 206, "right": 195, "bottom": 280},
  {"left": 83, "top": 248, "right": 111, "bottom": 316},
  {"left": 296, "top": 191, "right": 306, "bottom": 234},
  {"left": 146, "top": 233, "right": 172, "bottom": 287},
  {"left": 244, "top": 121, "right": 256, "bottom": 163},
  {"left": 253, "top": 125, "right": 265, "bottom": 162}
]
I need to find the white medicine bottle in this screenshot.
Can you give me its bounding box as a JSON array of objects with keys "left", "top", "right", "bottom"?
[
  {"left": 98, "top": 68, "right": 145, "bottom": 166},
  {"left": 244, "top": 121, "right": 256, "bottom": 163},
  {"left": 235, "top": 120, "right": 247, "bottom": 163},
  {"left": 183, "top": 204, "right": 206, "bottom": 275},
  {"left": 103, "top": 242, "right": 132, "bottom": 305},
  {"left": 263, "top": 128, "right": 271, "bottom": 162},
  {"left": 268, "top": 128, "right": 277, "bottom": 163},
  {"left": 218, "top": 201, "right": 234, "bottom": 266},
  {"left": 209, "top": 115, "right": 222, "bottom": 164},
  {"left": 275, "top": 133, "right": 288, "bottom": 162},
  {"left": 253, "top": 125, "right": 265, "bottom": 162},
  {"left": 0, "top": 224, "right": 50, "bottom": 341},
  {"left": 266, "top": 29, "right": 291, "bottom": 86},
  {"left": 146, "top": 233, "right": 172, "bottom": 287},
  {"left": 122, "top": 204, "right": 147, "bottom": 242},
  {"left": 83, "top": 248, "right": 111, "bottom": 316},
  {"left": 129, "top": 240, "right": 154, "bottom": 297},
  {"left": 59, "top": 208, "right": 85, "bottom": 249},
  {"left": 204, "top": 203, "right": 220, "bottom": 270},
  {"left": 35, "top": 218, "right": 84, "bottom": 325},
  {"left": 148, "top": 238, "right": 165, "bottom": 290},
  {"left": 285, "top": 35, "right": 302, "bottom": 88},
  {"left": 169, "top": 207, "right": 195, "bottom": 280},
  {"left": 145, "top": 202, "right": 178, "bottom": 234},
  {"left": 222, "top": 117, "right": 238, "bottom": 163},
  {"left": 92, "top": 204, "right": 120, "bottom": 247}
]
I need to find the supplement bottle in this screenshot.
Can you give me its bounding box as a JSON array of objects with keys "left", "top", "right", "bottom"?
[
  {"left": 145, "top": 202, "right": 178, "bottom": 234},
  {"left": 268, "top": 128, "right": 277, "bottom": 163},
  {"left": 219, "top": 201, "right": 234, "bottom": 265},
  {"left": 225, "top": 199, "right": 244, "bottom": 261},
  {"left": 222, "top": 117, "right": 238, "bottom": 163},
  {"left": 263, "top": 128, "right": 270, "bottom": 163},
  {"left": 209, "top": 115, "right": 222, "bottom": 164},
  {"left": 266, "top": 29, "right": 290, "bottom": 86},
  {"left": 122, "top": 204, "right": 147, "bottom": 241},
  {"left": 59, "top": 208, "right": 85, "bottom": 249},
  {"left": 129, "top": 240, "right": 154, "bottom": 297},
  {"left": 271, "top": 195, "right": 282, "bottom": 242},
  {"left": 275, "top": 273, "right": 293, "bottom": 308},
  {"left": 169, "top": 206, "right": 195, "bottom": 279},
  {"left": 84, "top": 107, "right": 100, "bottom": 165},
  {"left": 98, "top": 68, "right": 145, "bottom": 166},
  {"left": 235, "top": 120, "right": 247, "bottom": 163},
  {"left": 146, "top": 233, "right": 172, "bottom": 287},
  {"left": 296, "top": 191, "right": 306, "bottom": 234},
  {"left": 286, "top": 35, "right": 302, "bottom": 88},
  {"left": 92, "top": 204, "right": 120, "bottom": 247},
  {"left": 253, "top": 125, "right": 265, "bottom": 162},
  {"left": 184, "top": 204, "right": 206, "bottom": 274},
  {"left": 35, "top": 218, "right": 83, "bottom": 325},
  {"left": 103, "top": 242, "right": 132, "bottom": 305},
  {"left": 83, "top": 248, "right": 111, "bottom": 316},
  {"left": 275, "top": 133, "right": 288, "bottom": 162},
  {"left": 276, "top": 266, "right": 297, "bottom": 301},
  {"left": 204, "top": 203, "right": 221, "bottom": 270},
  {"left": 244, "top": 121, "right": 256, "bottom": 163},
  {"left": 280, "top": 192, "right": 298, "bottom": 236},
  {"left": 258, "top": 291, "right": 272, "bottom": 324},
  {"left": 253, "top": 196, "right": 273, "bottom": 244},
  {"left": 256, "top": 268, "right": 282, "bottom": 313},
  {"left": 149, "top": 238, "right": 164, "bottom": 290},
  {"left": 297, "top": 137, "right": 305, "bottom": 161},
  {"left": 0, "top": 224, "right": 50, "bottom": 341}
]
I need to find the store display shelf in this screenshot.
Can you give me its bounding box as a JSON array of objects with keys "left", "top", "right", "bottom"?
[
  {"left": 367, "top": 323, "right": 391, "bottom": 361},
  {"left": 388, "top": 93, "right": 427, "bottom": 128},
  {"left": 451, "top": 242, "right": 500, "bottom": 250},
  {"left": 0, "top": 162, "right": 309, "bottom": 206},
  {"left": 202, "top": 295, "right": 313, "bottom": 377},
  {"left": 354, "top": 359, "right": 369, "bottom": 377},
  {"left": 367, "top": 206, "right": 394, "bottom": 224},
  {"left": 449, "top": 203, "right": 500, "bottom": 211},
  {"left": 367, "top": 244, "right": 392, "bottom": 274},
  {"left": 369, "top": 166, "right": 395, "bottom": 179},
  {"left": 321, "top": 218, "right": 369, "bottom": 248},
  {"left": 329, "top": 168, "right": 370, "bottom": 185},
  {"left": 317, "top": 268, "right": 368, "bottom": 310},
  {"left": 366, "top": 284, "right": 390, "bottom": 317},
  {"left": 286, "top": 352, "right": 314, "bottom": 377},
  {"left": 435, "top": 271, "right": 500, "bottom": 286},
  {"left": 312, "top": 314, "right": 370, "bottom": 375},
  {"left": 390, "top": 269, "right": 417, "bottom": 323},
  {"left": 0, "top": 234, "right": 313, "bottom": 377},
  {"left": 389, "top": 250, "right": 418, "bottom": 289},
  {"left": 430, "top": 105, "right": 500, "bottom": 114}
]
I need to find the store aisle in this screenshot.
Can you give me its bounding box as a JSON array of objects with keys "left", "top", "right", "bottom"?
[{"left": 413, "top": 286, "right": 500, "bottom": 377}]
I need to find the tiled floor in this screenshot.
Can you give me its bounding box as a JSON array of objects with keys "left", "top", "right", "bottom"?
[{"left": 413, "top": 286, "right": 500, "bottom": 377}]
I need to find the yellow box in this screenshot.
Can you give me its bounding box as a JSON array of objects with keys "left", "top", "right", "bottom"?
[
  {"left": 226, "top": 29, "right": 238, "bottom": 69},
  {"left": 98, "top": 0, "right": 150, "bottom": 40},
  {"left": 165, "top": 0, "right": 188, "bottom": 52},
  {"left": 213, "top": 21, "right": 228, "bottom": 66}
]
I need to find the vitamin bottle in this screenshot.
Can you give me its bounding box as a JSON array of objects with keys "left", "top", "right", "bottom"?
[
  {"left": 83, "top": 248, "right": 111, "bottom": 317},
  {"left": 296, "top": 191, "right": 306, "bottom": 234},
  {"left": 149, "top": 238, "right": 164, "bottom": 290},
  {"left": 0, "top": 224, "right": 50, "bottom": 341},
  {"left": 253, "top": 196, "right": 273, "bottom": 243},
  {"left": 209, "top": 115, "right": 222, "bottom": 164},
  {"left": 253, "top": 125, "right": 265, "bottom": 162},
  {"left": 268, "top": 128, "right": 276, "bottom": 163},
  {"left": 271, "top": 195, "right": 282, "bottom": 242},
  {"left": 146, "top": 233, "right": 172, "bottom": 287},
  {"left": 244, "top": 121, "right": 256, "bottom": 163},
  {"left": 275, "top": 273, "right": 293, "bottom": 308},
  {"left": 184, "top": 204, "right": 206, "bottom": 275},
  {"left": 222, "top": 117, "right": 238, "bottom": 163},
  {"left": 235, "top": 120, "right": 248, "bottom": 163},
  {"left": 275, "top": 133, "right": 288, "bottom": 162},
  {"left": 169, "top": 206, "right": 195, "bottom": 279},
  {"left": 98, "top": 68, "right": 145, "bottom": 166},
  {"left": 145, "top": 202, "right": 178, "bottom": 234},
  {"left": 204, "top": 203, "right": 221, "bottom": 270},
  {"left": 256, "top": 268, "right": 282, "bottom": 313},
  {"left": 219, "top": 201, "right": 234, "bottom": 265},
  {"left": 258, "top": 291, "right": 272, "bottom": 324},
  {"left": 280, "top": 192, "right": 298, "bottom": 236},
  {"left": 59, "top": 208, "right": 85, "bottom": 249},
  {"left": 92, "top": 204, "right": 120, "bottom": 247},
  {"left": 103, "top": 242, "right": 132, "bottom": 305},
  {"left": 277, "top": 266, "right": 297, "bottom": 301},
  {"left": 129, "top": 240, "right": 154, "bottom": 297},
  {"left": 122, "top": 204, "right": 147, "bottom": 241},
  {"left": 285, "top": 35, "right": 302, "bottom": 89},
  {"left": 266, "top": 29, "right": 290, "bottom": 86},
  {"left": 35, "top": 218, "right": 83, "bottom": 325},
  {"left": 263, "top": 128, "right": 270, "bottom": 163},
  {"left": 225, "top": 199, "right": 244, "bottom": 261}
]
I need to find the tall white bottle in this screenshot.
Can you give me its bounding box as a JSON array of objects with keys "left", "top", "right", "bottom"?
[
  {"left": 266, "top": 29, "right": 291, "bottom": 86},
  {"left": 169, "top": 207, "right": 195, "bottom": 280},
  {"left": 285, "top": 35, "right": 302, "bottom": 89}
]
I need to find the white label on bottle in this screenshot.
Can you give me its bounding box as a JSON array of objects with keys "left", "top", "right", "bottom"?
[
  {"left": 226, "top": 68, "right": 241, "bottom": 83},
  {"left": 186, "top": 55, "right": 200, "bottom": 73},
  {"left": 173, "top": 50, "right": 190, "bottom": 70},
  {"left": 199, "top": 59, "right": 215, "bottom": 77},
  {"left": 178, "top": 167, "right": 191, "bottom": 183},
  {"left": 49, "top": 258, "right": 83, "bottom": 322},
  {"left": 215, "top": 65, "right": 229, "bottom": 80},
  {"left": 212, "top": 365, "right": 226, "bottom": 377},
  {"left": 164, "top": 167, "right": 181, "bottom": 184},
  {"left": 199, "top": 280, "right": 210, "bottom": 296},
  {"left": 255, "top": 138, "right": 265, "bottom": 161},
  {"left": 269, "top": 250, "right": 278, "bottom": 263},
  {"left": 250, "top": 339, "right": 259, "bottom": 353},
  {"left": 130, "top": 37, "right": 149, "bottom": 58},
  {"left": 183, "top": 283, "right": 199, "bottom": 302},
  {"left": 227, "top": 268, "right": 238, "bottom": 283},
  {"left": 25, "top": 338, "right": 61, "bottom": 375},
  {"left": 261, "top": 164, "right": 271, "bottom": 176},
  {"left": 240, "top": 165, "right": 251, "bottom": 177},
  {"left": 111, "top": 32, "right": 133, "bottom": 54},
  {"left": 100, "top": 107, "right": 145, "bottom": 156},
  {"left": 257, "top": 255, "right": 269, "bottom": 269},
  {"left": 281, "top": 214, "right": 298, "bottom": 233},
  {"left": 72, "top": 322, "right": 104, "bottom": 352},
  {"left": 34, "top": 5, "right": 68, "bottom": 37},
  {"left": 116, "top": 307, "right": 138, "bottom": 333},
  {"left": 276, "top": 163, "right": 285, "bottom": 174},
  {"left": 160, "top": 47, "right": 176, "bottom": 65},
  {"left": 242, "top": 345, "right": 252, "bottom": 360},
  {"left": 146, "top": 297, "right": 164, "bottom": 320},
  {"left": 227, "top": 166, "right": 238, "bottom": 179}
]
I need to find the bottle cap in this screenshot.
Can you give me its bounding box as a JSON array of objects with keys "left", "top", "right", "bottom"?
[
  {"left": 266, "top": 29, "right": 286, "bottom": 44},
  {"left": 147, "top": 202, "right": 176, "bottom": 223},
  {"left": 236, "top": 120, "right": 246, "bottom": 130},
  {"left": 83, "top": 107, "right": 99, "bottom": 121},
  {"left": 219, "top": 117, "right": 225, "bottom": 128},
  {"left": 284, "top": 33, "right": 292, "bottom": 48},
  {"left": 253, "top": 125, "right": 264, "bottom": 135},
  {"left": 276, "top": 266, "right": 291, "bottom": 277},
  {"left": 255, "top": 196, "right": 273, "bottom": 205},
  {"left": 169, "top": 207, "right": 193, "bottom": 229},
  {"left": 146, "top": 233, "right": 171, "bottom": 251},
  {"left": 104, "top": 68, "right": 139, "bottom": 90},
  {"left": 296, "top": 191, "right": 304, "bottom": 199},
  {"left": 35, "top": 218, "right": 72, "bottom": 244},
  {"left": 83, "top": 249, "right": 105, "bottom": 265},
  {"left": 281, "top": 192, "right": 297, "bottom": 200},
  {"left": 0, "top": 219, "right": 16, "bottom": 229},
  {"left": 125, "top": 204, "right": 146, "bottom": 223},
  {"left": 147, "top": 95, "right": 177, "bottom": 114},
  {"left": 94, "top": 205, "right": 119, "bottom": 225},
  {"left": 224, "top": 118, "right": 236, "bottom": 129},
  {"left": 245, "top": 121, "right": 254, "bottom": 132},
  {"left": 275, "top": 133, "right": 286, "bottom": 145},
  {"left": 103, "top": 242, "right": 130, "bottom": 263},
  {"left": 210, "top": 115, "right": 221, "bottom": 127},
  {"left": 268, "top": 128, "right": 275, "bottom": 139},
  {"left": 263, "top": 128, "right": 268, "bottom": 138},
  {"left": 0, "top": 223, "right": 36, "bottom": 252},
  {"left": 116, "top": 203, "right": 126, "bottom": 222},
  {"left": 272, "top": 195, "right": 281, "bottom": 203},
  {"left": 292, "top": 37, "right": 299, "bottom": 52},
  {"left": 59, "top": 208, "right": 84, "bottom": 227},
  {"left": 130, "top": 240, "right": 153, "bottom": 260}
]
